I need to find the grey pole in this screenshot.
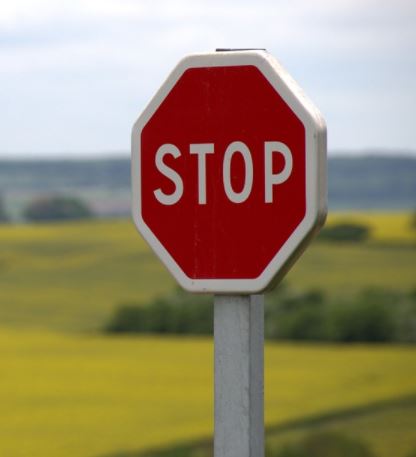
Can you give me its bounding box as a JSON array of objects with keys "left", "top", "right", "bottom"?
[{"left": 214, "top": 294, "right": 264, "bottom": 457}]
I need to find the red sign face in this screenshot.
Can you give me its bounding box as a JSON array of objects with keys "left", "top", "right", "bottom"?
[{"left": 132, "top": 51, "right": 326, "bottom": 293}]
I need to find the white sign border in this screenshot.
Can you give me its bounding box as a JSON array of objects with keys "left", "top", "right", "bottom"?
[{"left": 131, "top": 50, "right": 327, "bottom": 293}]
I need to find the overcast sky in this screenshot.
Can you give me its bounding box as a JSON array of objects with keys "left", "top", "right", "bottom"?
[{"left": 1, "top": 0, "right": 415, "bottom": 158}]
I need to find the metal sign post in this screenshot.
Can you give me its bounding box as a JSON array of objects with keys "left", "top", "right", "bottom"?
[{"left": 214, "top": 295, "right": 264, "bottom": 457}]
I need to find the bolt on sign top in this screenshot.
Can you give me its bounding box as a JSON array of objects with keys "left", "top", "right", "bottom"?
[{"left": 131, "top": 50, "right": 327, "bottom": 294}]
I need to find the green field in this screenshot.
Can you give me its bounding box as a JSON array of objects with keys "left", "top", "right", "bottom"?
[
  {"left": 0, "top": 212, "right": 415, "bottom": 457},
  {"left": 135, "top": 397, "right": 416, "bottom": 457},
  {"left": 265, "top": 396, "right": 416, "bottom": 457},
  {"left": 0, "top": 220, "right": 176, "bottom": 331},
  {"left": 0, "top": 212, "right": 415, "bottom": 332}
]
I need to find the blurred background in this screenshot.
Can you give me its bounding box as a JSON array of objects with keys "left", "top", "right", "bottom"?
[{"left": 0, "top": 1, "right": 415, "bottom": 456}]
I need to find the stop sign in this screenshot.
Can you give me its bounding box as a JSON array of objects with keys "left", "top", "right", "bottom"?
[{"left": 132, "top": 50, "right": 326, "bottom": 293}]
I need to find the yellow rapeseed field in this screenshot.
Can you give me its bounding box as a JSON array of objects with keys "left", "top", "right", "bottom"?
[{"left": 0, "top": 329, "right": 415, "bottom": 457}]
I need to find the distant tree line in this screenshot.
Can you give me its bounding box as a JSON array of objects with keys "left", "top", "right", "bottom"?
[
  {"left": 0, "top": 194, "right": 94, "bottom": 223},
  {"left": 318, "top": 222, "right": 370, "bottom": 242},
  {"left": 23, "top": 196, "right": 93, "bottom": 222},
  {"left": 0, "top": 194, "right": 8, "bottom": 222},
  {"left": 105, "top": 285, "right": 416, "bottom": 344},
  {"left": 264, "top": 285, "right": 416, "bottom": 343},
  {"left": 106, "top": 290, "right": 212, "bottom": 335}
]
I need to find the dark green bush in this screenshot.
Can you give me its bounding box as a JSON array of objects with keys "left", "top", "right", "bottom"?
[
  {"left": 105, "top": 284, "right": 416, "bottom": 344},
  {"left": 395, "top": 292, "right": 416, "bottom": 343},
  {"left": 23, "top": 196, "right": 93, "bottom": 222},
  {"left": 329, "top": 291, "right": 398, "bottom": 343},
  {"left": 106, "top": 289, "right": 212, "bottom": 335},
  {"left": 319, "top": 223, "right": 370, "bottom": 242},
  {"left": 105, "top": 306, "right": 147, "bottom": 333},
  {"left": 0, "top": 194, "right": 9, "bottom": 223},
  {"left": 405, "top": 450, "right": 416, "bottom": 457},
  {"left": 265, "top": 287, "right": 330, "bottom": 341},
  {"left": 411, "top": 212, "right": 416, "bottom": 230}
]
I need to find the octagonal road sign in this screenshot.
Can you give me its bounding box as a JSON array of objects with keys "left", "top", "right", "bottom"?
[{"left": 131, "top": 50, "right": 327, "bottom": 293}]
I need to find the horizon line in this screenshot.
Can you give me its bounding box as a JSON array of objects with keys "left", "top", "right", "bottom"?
[
  {"left": 0, "top": 147, "right": 416, "bottom": 162},
  {"left": 0, "top": 148, "right": 415, "bottom": 161}
]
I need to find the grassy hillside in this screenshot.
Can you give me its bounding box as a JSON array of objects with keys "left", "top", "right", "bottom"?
[
  {"left": 0, "top": 220, "right": 175, "bottom": 331},
  {"left": 0, "top": 213, "right": 415, "bottom": 332},
  {"left": 130, "top": 397, "right": 416, "bottom": 457},
  {"left": 0, "top": 329, "right": 415, "bottom": 457}
]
